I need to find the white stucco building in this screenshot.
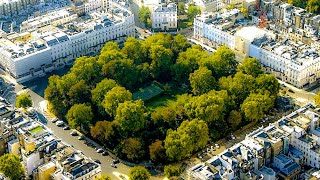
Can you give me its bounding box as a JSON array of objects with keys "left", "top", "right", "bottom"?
[
  {"left": 194, "top": 10, "right": 320, "bottom": 88},
  {"left": 192, "top": 0, "right": 222, "bottom": 13},
  {"left": 0, "top": 4, "right": 134, "bottom": 83},
  {"left": 151, "top": 3, "right": 177, "bottom": 32}
]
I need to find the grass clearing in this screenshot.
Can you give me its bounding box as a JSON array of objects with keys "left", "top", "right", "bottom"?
[
  {"left": 29, "top": 126, "right": 43, "bottom": 134},
  {"left": 145, "top": 94, "right": 177, "bottom": 109},
  {"left": 133, "top": 84, "right": 164, "bottom": 101}
]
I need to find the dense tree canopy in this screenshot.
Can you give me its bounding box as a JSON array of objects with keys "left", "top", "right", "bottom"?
[
  {"left": 120, "top": 138, "right": 145, "bottom": 161},
  {"left": 149, "top": 140, "right": 166, "bottom": 162},
  {"left": 16, "top": 93, "right": 32, "bottom": 108},
  {"left": 102, "top": 87, "right": 132, "bottom": 117},
  {"left": 165, "top": 119, "right": 209, "bottom": 161},
  {"left": 91, "top": 79, "right": 118, "bottom": 114},
  {"left": 238, "top": 58, "right": 263, "bottom": 78},
  {"left": 241, "top": 92, "right": 274, "bottom": 122},
  {"left": 66, "top": 104, "right": 93, "bottom": 129},
  {"left": 129, "top": 166, "right": 150, "bottom": 180},
  {"left": 114, "top": 100, "right": 146, "bottom": 135},
  {"left": 0, "top": 154, "right": 24, "bottom": 180},
  {"left": 44, "top": 33, "right": 279, "bottom": 163},
  {"left": 189, "top": 66, "right": 216, "bottom": 95}
]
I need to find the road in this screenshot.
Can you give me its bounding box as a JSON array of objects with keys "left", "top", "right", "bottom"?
[{"left": 128, "top": 0, "right": 144, "bottom": 28}]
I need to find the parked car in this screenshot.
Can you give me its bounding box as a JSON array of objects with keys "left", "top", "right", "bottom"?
[
  {"left": 96, "top": 148, "right": 103, "bottom": 153},
  {"left": 112, "top": 159, "right": 120, "bottom": 164},
  {"left": 22, "top": 86, "right": 27, "bottom": 90},
  {"left": 51, "top": 118, "right": 59, "bottom": 123},
  {"left": 94, "top": 159, "right": 101, "bottom": 164},
  {"left": 70, "top": 131, "right": 78, "bottom": 136},
  {"left": 111, "top": 163, "right": 117, "bottom": 168},
  {"left": 55, "top": 121, "right": 64, "bottom": 127},
  {"left": 102, "top": 151, "right": 109, "bottom": 156},
  {"left": 63, "top": 126, "right": 70, "bottom": 130},
  {"left": 78, "top": 136, "right": 84, "bottom": 140},
  {"left": 288, "top": 89, "right": 295, "bottom": 93}
]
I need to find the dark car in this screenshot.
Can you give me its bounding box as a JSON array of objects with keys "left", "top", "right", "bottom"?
[
  {"left": 94, "top": 159, "right": 101, "bottom": 164},
  {"left": 113, "top": 159, "right": 120, "bottom": 164},
  {"left": 70, "top": 131, "right": 78, "bottom": 136},
  {"left": 22, "top": 86, "right": 27, "bottom": 90},
  {"left": 102, "top": 151, "right": 109, "bottom": 156},
  {"left": 63, "top": 126, "right": 70, "bottom": 130},
  {"left": 288, "top": 89, "right": 295, "bottom": 93}
]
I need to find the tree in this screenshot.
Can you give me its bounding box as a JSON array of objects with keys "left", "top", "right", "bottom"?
[
  {"left": 201, "top": 46, "right": 237, "bottom": 78},
  {"left": 70, "top": 56, "right": 101, "bottom": 85},
  {"left": 91, "top": 79, "right": 118, "bottom": 114},
  {"left": 184, "top": 90, "right": 229, "bottom": 126},
  {"left": 316, "top": 92, "right": 320, "bottom": 106},
  {"left": 0, "top": 154, "right": 24, "bottom": 180},
  {"left": 114, "top": 100, "right": 146, "bottom": 135},
  {"left": 151, "top": 107, "right": 177, "bottom": 128},
  {"left": 288, "top": 0, "right": 307, "bottom": 9},
  {"left": 178, "top": 2, "right": 185, "bottom": 15},
  {"left": 187, "top": 5, "right": 201, "bottom": 22},
  {"left": 122, "top": 37, "right": 144, "bottom": 64},
  {"left": 306, "top": 0, "right": 320, "bottom": 14},
  {"left": 16, "top": 93, "right": 32, "bottom": 108},
  {"left": 66, "top": 104, "right": 93, "bottom": 129},
  {"left": 219, "top": 72, "right": 256, "bottom": 105},
  {"left": 101, "top": 59, "right": 138, "bottom": 89},
  {"left": 90, "top": 121, "right": 114, "bottom": 142},
  {"left": 172, "top": 46, "right": 208, "bottom": 83},
  {"left": 68, "top": 80, "right": 91, "bottom": 104},
  {"left": 102, "top": 86, "right": 132, "bottom": 117},
  {"left": 189, "top": 66, "right": 216, "bottom": 95},
  {"left": 95, "top": 175, "right": 111, "bottom": 180},
  {"left": 149, "top": 45, "right": 174, "bottom": 80},
  {"left": 241, "top": 92, "right": 274, "bottom": 122},
  {"left": 227, "top": 110, "right": 242, "bottom": 130},
  {"left": 129, "top": 166, "right": 150, "bottom": 180},
  {"left": 121, "top": 138, "right": 145, "bottom": 161},
  {"left": 139, "top": 6, "right": 151, "bottom": 28},
  {"left": 165, "top": 119, "right": 209, "bottom": 161},
  {"left": 164, "top": 164, "right": 181, "bottom": 178},
  {"left": 171, "top": 34, "right": 191, "bottom": 56},
  {"left": 238, "top": 57, "right": 263, "bottom": 77},
  {"left": 255, "top": 74, "right": 280, "bottom": 97},
  {"left": 149, "top": 140, "right": 166, "bottom": 162}
]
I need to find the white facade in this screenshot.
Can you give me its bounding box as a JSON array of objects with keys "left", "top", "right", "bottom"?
[
  {"left": 0, "top": 5, "right": 134, "bottom": 83},
  {"left": 84, "top": 0, "right": 102, "bottom": 13},
  {"left": 193, "top": 0, "right": 222, "bottom": 13},
  {"left": 151, "top": 3, "right": 177, "bottom": 31},
  {"left": 194, "top": 13, "right": 236, "bottom": 49},
  {"left": 22, "top": 151, "right": 44, "bottom": 175},
  {"left": 194, "top": 11, "right": 320, "bottom": 88}
]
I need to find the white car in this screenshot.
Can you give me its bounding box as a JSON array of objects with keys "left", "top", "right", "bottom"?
[
  {"left": 96, "top": 148, "right": 103, "bottom": 153},
  {"left": 55, "top": 120, "right": 64, "bottom": 126}
]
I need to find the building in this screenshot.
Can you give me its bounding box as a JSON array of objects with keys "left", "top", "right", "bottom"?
[
  {"left": 0, "top": 3, "right": 134, "bottom": 83},
  {"left": 194, "top": 9, "right": 245, "bottom": 49},
  {"left": 0, "top": 0, "right": 39, "bottom": 17},
  {"left": 0, "top": 97, "right": 101, "bottom": 180},
  {"left": 136, "top": 0, "right": 162, "bottom": 10},
  {"left": 188, "top": 103, "right": 320, "bottom": 180},
  {"left": 192, "top": 0, "right": 222, "bottom": 13},
  {"left": 194, "top": 4, "right": 320, "bottom": 88},
  {"left": 151, "top": 3, "right": 177, "bottom": 32}
]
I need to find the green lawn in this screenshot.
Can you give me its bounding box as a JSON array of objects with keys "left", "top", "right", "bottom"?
[
  {"left": 178, "top": 20, "right": 193, "bottom": 29},
  {"left": 29, "top": 126, "right": 43, "bottom": 134},
  {"left": 145, "top": 94, "right": 177, "bottom": 109}
]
